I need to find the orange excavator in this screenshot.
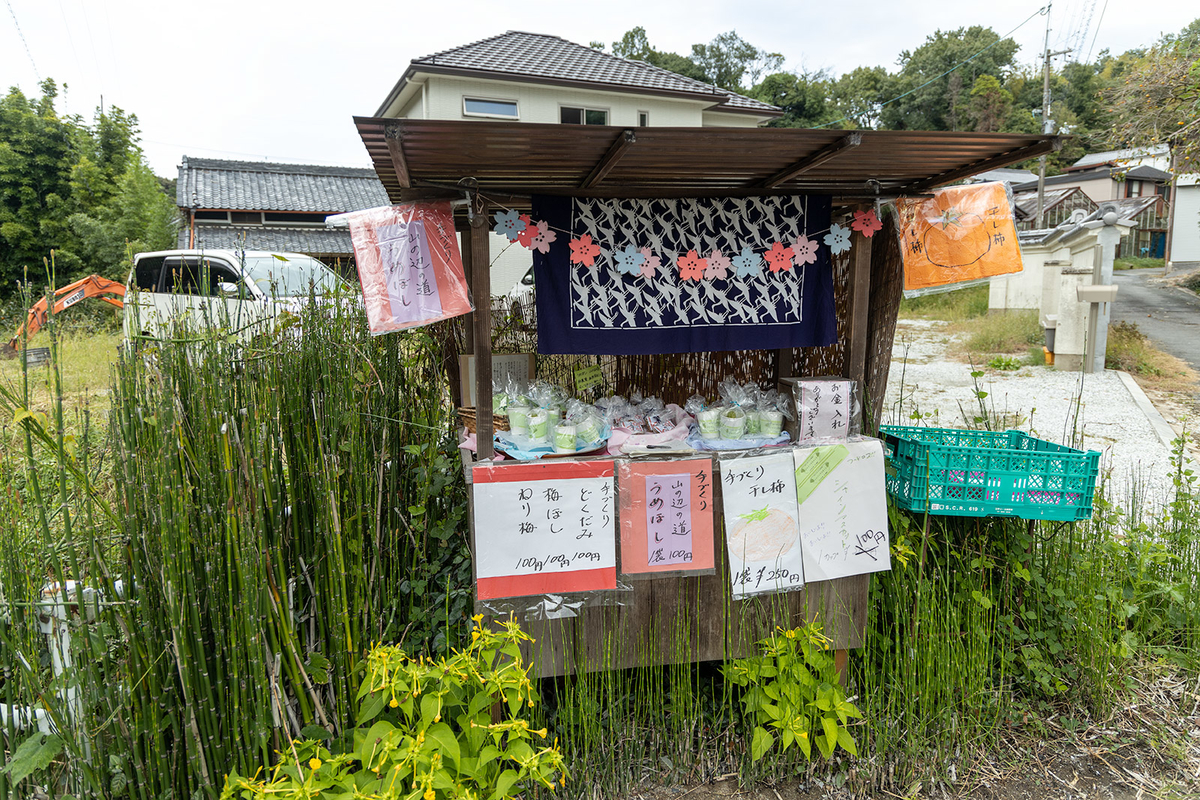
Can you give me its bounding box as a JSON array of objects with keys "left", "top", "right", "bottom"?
[{"left": 1, "top": 275, "right": 126, "bottom": 358}]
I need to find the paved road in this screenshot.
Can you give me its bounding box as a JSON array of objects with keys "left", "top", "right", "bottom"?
[{"left": 1112, "top": 268, "right": 1200, "bottom": 371}]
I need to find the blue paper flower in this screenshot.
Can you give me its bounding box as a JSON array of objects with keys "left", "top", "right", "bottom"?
[
  {"left": 732, "top": 247, "right": 763, "bottom": 278},
  {"left": 493, "top": 209, "right": 526, "bottom": 242},
  {"left": 824, "top": 223, "right": 852, "bottom": 255},
  {"left": 613, "top": 244, "right": 646, "bottom": 276}
]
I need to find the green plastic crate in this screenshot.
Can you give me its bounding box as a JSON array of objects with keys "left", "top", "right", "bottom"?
[{"left": 879, "top": 425, "right": 1101, "bottom": 521}]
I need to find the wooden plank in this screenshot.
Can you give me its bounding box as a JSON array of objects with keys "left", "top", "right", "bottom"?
[
  {"left": 758, "top": 133, "right": 862, "bottom": 189},
  {"left": 580, "top": 130, "right": 636, "bottom": 189},
  {"left": 470, "top": 204, "right": 494, "bottom": 459},
  {"left": 845, "top": 221, "right": 873, "bottom": 396},
  {"left": 384, "top": 128, "right": 411, "bottom": 189}
]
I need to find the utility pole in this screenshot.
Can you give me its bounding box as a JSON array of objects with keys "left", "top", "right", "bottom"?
[{"left": 1035, "top": 3, "right": 1071, "bottom": 228}]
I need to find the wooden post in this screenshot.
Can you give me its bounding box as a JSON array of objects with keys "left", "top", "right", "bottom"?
[{"left": 470, "top": 204, "right": 494, "bottom": 459}]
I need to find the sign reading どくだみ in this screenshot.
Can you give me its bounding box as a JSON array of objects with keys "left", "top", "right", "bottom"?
[{"left": 471, "top": 460, "right": 616, "bottom": 601}]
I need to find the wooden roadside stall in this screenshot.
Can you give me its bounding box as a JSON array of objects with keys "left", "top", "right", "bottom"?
[{"left": 353, "top": 118, "right": 1059, "bottom": 677}]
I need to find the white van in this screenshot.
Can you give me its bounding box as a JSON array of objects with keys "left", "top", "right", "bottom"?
[{"left": 124, "top": 250, "right": 349, "bottom": 341}]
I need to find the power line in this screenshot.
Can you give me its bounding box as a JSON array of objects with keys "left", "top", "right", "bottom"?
[
  {"left": 816, "top": 4, "right": 1049, "bottom": 129},
  {"left": 4, "top": 0, "right": 41, "bottom": 83},
  {"left": 1085, "top": 0, "right": 1109, "bottom": 64}
]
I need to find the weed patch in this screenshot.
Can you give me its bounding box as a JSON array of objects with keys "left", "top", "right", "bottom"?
[
  {"left": 959, "top": 309, "right": 1044, "bottom": 358},
  {"left": 1114, "top": 257, "right": 1164, "bottom": 271},
  {"left": 1106, "top": 320, "right": 1197, "bottom": 390},
  {"left": 899, "top": 284, "right": 989, "bottom": 322}
]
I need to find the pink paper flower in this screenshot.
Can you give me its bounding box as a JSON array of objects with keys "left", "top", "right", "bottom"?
[
  {"left": 677, "top": 249, "right": 707, "bottom": 282},
  {"left": 705, "top": 249, "right": 731, "bottom": 280},
  {"left": 851, "top": 209, "right": 883, "bottom": 238},
  {"left": 530, "top": 221, "right": 557, "bottom": 253},
  {"left": 569, "top": 234, "right": 602, "bottom": 267},
  {"left": 764, "top": 241, "right": 795, "bottom": 274},
  {"left": 638, "top": 247, "right": 661, "bottom": 279},
  {"left": 516, "top": 214, "right": 537, "bottom": 248},
  {"left": 792, "top": 234, "right": 819, "bottom": 267}
]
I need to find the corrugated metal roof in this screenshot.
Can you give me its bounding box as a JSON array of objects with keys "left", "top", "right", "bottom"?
[
  {"left": 380, "top": 31, "right": 779, "bottom": 116},
  {"left": 1071, "top": 145, "right": 1169, "bottom": 170},
  {"left": 177, "top": 157, "right": 390, "bottom": 213},
  {"left": 355, "top": 116, "right": 1060, "bottom": 206},
  {"left": 181, "top": 224, "right": 355, "bottom": 256}
]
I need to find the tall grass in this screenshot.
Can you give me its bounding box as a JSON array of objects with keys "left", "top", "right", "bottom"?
[
  {"left": 1, "top": 288, "right": 470, "bottom": 799},
  {"left": 2, "top": 280, "right": 1199, "bottom": 799}
]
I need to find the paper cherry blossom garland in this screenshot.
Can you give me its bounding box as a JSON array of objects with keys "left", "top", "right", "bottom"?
[
  {"left": 851, "top": 209, "right": 883, "bottom": 237},
  {"left": 491, "top": 205, "right": 881, "bottom": 279}
]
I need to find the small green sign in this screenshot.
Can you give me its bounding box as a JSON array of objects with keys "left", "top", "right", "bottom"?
[
  {"left": 794, "top": 444, "right": 850, "bottom": 505},
  {"left": 574, "top": 364, "right": 603, "bottom": 394}
]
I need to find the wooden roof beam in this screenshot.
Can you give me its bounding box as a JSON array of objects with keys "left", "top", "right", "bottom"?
[
  {"left": 902, "top": 137, "right": 1061, "bottom": 193},
  {"left": 580, "top": 129, "right": 636, "bottom": 189},
  {"left": 758, "top": 132, "right": 862, "bottom": 189},
  {"left": 385, "top": 125, "right": 411, "bottom": 189}
]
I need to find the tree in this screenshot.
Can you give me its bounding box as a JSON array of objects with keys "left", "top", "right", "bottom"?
[
  {"left": 830, "top": 66, "right": 895, "bottom": 129},
  {"left": 968, "top": 75, "right": 1013, "bottom": 132},
  {"left": 752, "top": 71, "right": 835, "bottom": 128},
  {"left": 611, "top": 27, "right": 707, "bottom": 83},
  {"left": 1106, "top": 19, "right": 1200, "bottom": 172},
  {"left": 689, "top": 31, "right": 783, "bottom": 91},
  {"left": 881, "top": 26, "right": 1020, "bottom": 130},
  {"left": 0, "top": 81, "right": 177, "bottom": 293}
]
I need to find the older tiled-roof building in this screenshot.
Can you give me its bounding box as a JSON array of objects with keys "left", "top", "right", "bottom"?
[{"left": 177, "top": 157, "right": 390, "bottom": 263}]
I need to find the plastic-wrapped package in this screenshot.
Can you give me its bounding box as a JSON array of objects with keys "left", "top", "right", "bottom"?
[
  {"left": 617, "top": 456, "right": 717, "bottom": 580},
  {"left": 344, "top": 202, "right": 474, "bottom": 334}
]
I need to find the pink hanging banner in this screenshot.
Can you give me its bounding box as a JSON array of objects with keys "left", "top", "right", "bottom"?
[{"left": 346, "top": 202, "right": 473, "bottom": 334}]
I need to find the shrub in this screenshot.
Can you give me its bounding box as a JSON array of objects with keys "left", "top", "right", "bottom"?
[
  {"left": 723, "top": 623, "right": 861, "bottom": 761},
  {"left": 221, "top": 617, "right": 567, "bottom": 800}
]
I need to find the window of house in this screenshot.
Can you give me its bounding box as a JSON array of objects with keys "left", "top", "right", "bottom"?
[
  {"left": 194, "top": 210, "right": 229, "bottom": 222},
  {"left": 638, "top": 111, "right": 649, "bottom": 127},
  {"left": 560, "top": 106, "right": 608, "bottom": 125},
  {"left": 230, "top": 211, "right": 263, "bottom": 225},
  {"left": 463, "top": 97, "right": 519, "bottom": 118},
  {"left": 264, "top": 211, "right": 329, "bottom": 225}
]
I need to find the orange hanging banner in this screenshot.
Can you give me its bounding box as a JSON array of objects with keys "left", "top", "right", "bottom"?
[{"left": 894, "top": 182, "right": 1022, "bottom": 294}]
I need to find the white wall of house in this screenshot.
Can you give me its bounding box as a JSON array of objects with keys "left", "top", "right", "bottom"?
[
  {"left": 1072, "top": 175, "right": 1117, "bottom": 203},
  {"left": 1171, "top": 179, "right": 1200, "bottom": 266},
  {"left": 988, "top": 247, "right": 1051, "bottom": 310},
  {"left": 393, "top": 74, "right": 770, "bottom": 294},
  {"left": 400, "top": 75, "right": 727, "bottom": 127}
]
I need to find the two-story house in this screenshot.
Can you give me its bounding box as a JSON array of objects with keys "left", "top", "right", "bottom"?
[{"left": 373, "top": 31, "right": 782, "bottom": 294}]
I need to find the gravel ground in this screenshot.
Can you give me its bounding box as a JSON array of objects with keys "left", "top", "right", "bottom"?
[{"left": 883, "top": 319, "right": 1185, "bottom": 509}]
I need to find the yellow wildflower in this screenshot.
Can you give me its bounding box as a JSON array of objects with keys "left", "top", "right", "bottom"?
[
  {"left": 534, "top": 728, "right": 548, "bottom": 739},
  {"left": 308, "top": 758, "right": 322, "bottom": 771},
  {"left": 389, "top": 697, "right": 399, "bottom": 708},
  {"left": 785, "top": 630, "right": 796, "bottom": 639},
  {"left": 472, "top": 613, "right": 484, "bottom": 624},
  {"left": 424, "top": 789, "right": 435, "bottom": 800}
]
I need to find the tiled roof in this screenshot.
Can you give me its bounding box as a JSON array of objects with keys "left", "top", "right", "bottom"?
[
  {"left": 181, "top": 225, "right": 356, "bottom": 257},
  {"left": 387, "top": 31, "right": 779, "bottom": 116},
  {"left": 178, "top": 157, "right": 390, "bottom": 213}
]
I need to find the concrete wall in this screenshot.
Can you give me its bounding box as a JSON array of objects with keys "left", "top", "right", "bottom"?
[
  {"left": 988, "top": 247, "right": 1047, "bottom": 310},
  {"left": 1073, "top": 175, "right": 1117, "bottom": 203}
]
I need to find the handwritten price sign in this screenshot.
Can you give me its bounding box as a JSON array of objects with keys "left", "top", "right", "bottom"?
[
  {"left": 617, "top": 458, "right": 715, "bottom": 577},
  {"left": 472, "top": 460, "right": 616, "bottom": 600}
]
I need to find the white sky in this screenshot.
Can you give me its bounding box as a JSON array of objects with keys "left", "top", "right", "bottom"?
[{"left": 1, "top": 0, "right": 1196, "bottom": 178}]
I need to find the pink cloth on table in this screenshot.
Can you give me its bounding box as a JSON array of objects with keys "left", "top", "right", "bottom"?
[
  {"left": 606, "top": 405, "right": 694, "bottom": 454},
  {"left": 457, "top": 432, "right": 505, "bottom": 461}
]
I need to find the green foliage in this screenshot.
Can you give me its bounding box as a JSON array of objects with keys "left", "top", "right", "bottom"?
[
  {"left": 688, "top": 31, "right": 783, "bottom": 92},
  {"left": 0, "top": 733, "right": 65, "bottom": 787},
  {"left": 0, "top": 81, "right": 176, "bottom": 294},
  {"left": 724, "top": 624, "right": 862, "bottom": 761},
  {"left": 755, "top": 71, "right": 837, "bottom": 128},
  {"left": 221, "top": 620, "right": 567, "bottom": 800},
  {"left": 882, "top": 26, "right": 1020, "bottom": 131},
  {"left": 968, "top": 74, "right": 1013, "bottom": 133},
  {"left": 986, "top": 355, "right": 1022, "bottom": 371}
]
